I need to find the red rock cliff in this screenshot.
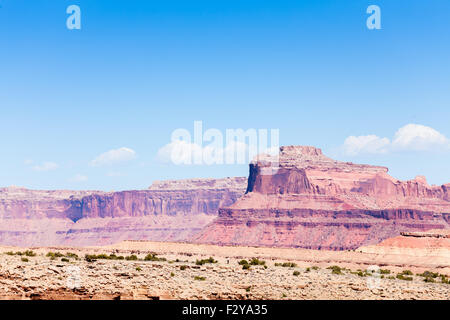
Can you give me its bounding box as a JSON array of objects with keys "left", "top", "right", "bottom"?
[
  {"left": 0, "top": 178, "right": 246, "bottom": 247},
  {"left": 193, "top": 146, "right": 450, "bottom": 250}
]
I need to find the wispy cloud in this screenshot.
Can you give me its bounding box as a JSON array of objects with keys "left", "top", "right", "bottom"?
[
  {"left": 90, "top": 147, "right": 136, "bottom": 167},
  {"left": 342, "top": 124, "right": 450, "bottom": 156},
  {"left": 157, "top": 140, "right": 250, "bottom": 165},
  {"left": 32, "top": 161, "right": 59, "bottom": 172}
]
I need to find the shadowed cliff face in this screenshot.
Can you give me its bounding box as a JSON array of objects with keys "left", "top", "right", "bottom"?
[
  {"left": 0, "top": 178, "right": 247, "bottom": 247},
  {"left": 193, "top": 146, "right": 450, "bottom": 250}
]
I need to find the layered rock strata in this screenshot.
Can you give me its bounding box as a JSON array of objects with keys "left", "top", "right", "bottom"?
[
  {"left": 193, "top": 146, "right": 450, "bottom": 250},
  {"left": 0, "top": 178, "right": 247, "bottom": 247}
]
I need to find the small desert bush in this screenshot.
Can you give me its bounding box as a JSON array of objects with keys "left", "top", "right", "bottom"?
[
  {"left": 21, "top": 257, "right": 29, "bottom": 262},
  {"left": 61, "top": 258, "right": 70, "bottom": 262},
  {"left": 396, "top": 274, "right": 413, "bottom": 281},
  {"left": 84, "top": 253, "right": 126, "bottom": 261},
  {"left": 65, "top": 252, "right": 79, "bottom": 259},
  {"left": 7, "top": 250, "right": 36, "bottom": 257},
  {"left": 440, "top": 276, "right": 449, "bottom": 284},
  {"left": 238, "top": 260, "right": 249, "bottom": 266},
  {"left": 293, "top": 271, "right": 300, "bottom": 276},
  {"left": 136, "top": 267, "right": 142, "bottom": 271},
  {"left": 249, "top": 258, "right": 266, "bottom": 266},
  {"left": 180, "top": 265, "right": 188, "bottom": 271},
  {"left": 417, "top": 271, "right": 439, "bottom": 278},
  {"left": 400, "top": 270, "right": 413, "bottom": 276},
  {"left": 275, "top": 262, "right": 297, "bottom": 268},
  {"left": 47, "top": 252, "right": 64, "bottom": 258},
  {"left": 144, "top": 253, "right": 166, "bottom": 262},
  {"left": 195, "top": 257, "right": 217, "bottom": 265},
  {"left": 194, "top": 276, "right": 206, "bottom": 281},
  {"left": 423, "top": 277, "right": 435, "bottom": 283},
  {"left": 242, "top": 264, "right": 251, "bottom": 270},
  {"left": 327, "top": 265, "right": 343, "bottom": 275}
]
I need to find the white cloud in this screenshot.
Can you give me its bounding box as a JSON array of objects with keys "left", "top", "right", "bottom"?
[
  {"left": 342, "top": 124, "right": 450, "bottom": 156},
  {"left": 32, "top": 162, "right": 59, "bottom": 172},
  {"left": 69, "top": 174, "right": 88, "bottom": 182},
  {"left": 157, "top": 140, "right": 203, "bottom": 165},
  {"left": 90, "top": 147, "right": 136, "bottom": 167},
  {"left": 343, "top": 135, "right": 390, "bottom": 156},
  {"left": 392, "top": 124, "right": 450, "bottom": 151},
  {"left": 157, "top": 140, "right": 273, "bottom": 165}
]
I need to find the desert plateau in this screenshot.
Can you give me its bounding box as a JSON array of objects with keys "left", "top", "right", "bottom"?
[{"left": 0, "top": 146, "right": 448, "bottom": 300}]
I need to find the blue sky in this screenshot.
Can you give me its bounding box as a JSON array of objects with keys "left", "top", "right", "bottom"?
[{"left": 1, "top": 0, "right": 449, "bottom": 190}]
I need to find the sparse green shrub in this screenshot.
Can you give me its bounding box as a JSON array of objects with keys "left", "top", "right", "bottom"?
[
  {"left": 424, "top": 277, "right": 435, "bottom": 283},
  {"left": 305, "top": 267, "right": 310, "bottom": 273},
  {"left": 61, "top": 258, "right": 70, "bottom": 262},
  {"left": 180, "top": 265, "right": 187, "bottom": 271},
  {"left": 47, "top": 252, "right": 64, "bottom": 258},
  {"left": 242, "top": 264, "right": 251, "bottom": 270},
  {"left": 249, "top": 258, "right": 266, "bottom": 266},
  {"left": 65, "top": 252, "right": 79, "bottom": 259},
  {"left": 170, "top": 272, "right": 175, "bottom": 277},
  {"left": 136, "top": 267, "right": 142, "bottom": 271},
  {"left": 21, "top": 257, "right": 29, "bottom": 262},
  {"left": 125, "top": 255, "right": 138, "bottom": 261},
  {"left": 379, "top": 269, "right": 391, "bottom": 274},
  {"left": 293, "top": 271, "right": 300, "bottom": 276},
  {"left": 144, "top": 253, "right": 167, "bottom": 262},
  {"left": 24, "top": 250, "right": 36, "bottom": 257},
  {"left": 396, "top": 274, "right": 413, "bottom": 281},
  {"left": 312, "top": 266, "right": 319, "bottom": 270},
  {"left": 194, "top": 276, "right": 206, "bottom": 281},
  {"left": 417, "top": 271, "right": 439, "bottom": 278},
  {"left": 195, "top": 257, "right": 217, "bottom": 265},
  {"left": 238, "top": 260, "right": 249, "bottom": 266},
  {"left": 327, "top": 265, "right": 343, "bottom": 275},
  {"left": 401, "top": 270, "right": 413, "bottom": 276},
  {"left": 440, "top": 276, "right": 449, "bottom": 284},
  {"left": 275, "top": 262, "right": 297, "bottom": 268}
]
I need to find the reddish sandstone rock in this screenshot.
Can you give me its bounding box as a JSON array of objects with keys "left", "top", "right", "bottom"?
[
  {"left": 0, "top": 178, "right": 246, "bottom": 247},
  {"left": 193, "top": 146, "right": 450, "bottom": 250}
]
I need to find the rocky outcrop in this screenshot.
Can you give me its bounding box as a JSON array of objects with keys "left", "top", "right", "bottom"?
[
  {"left": 193, "top": 146, "right": 450, "bottom": 250},
  {"left": 0, "top": 178, "right": 247, "bottom": 247}
]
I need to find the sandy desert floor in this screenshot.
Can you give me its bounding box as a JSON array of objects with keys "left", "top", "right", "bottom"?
[{"left": 0, "top": 241, "right": 448, "bottom": 300}]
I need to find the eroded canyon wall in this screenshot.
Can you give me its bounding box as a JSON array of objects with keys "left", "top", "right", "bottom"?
[
  {"left": 0, "top": 178, "right": 247, "bottom": 247},
  {"left": 193, "top": 146, "right": 450, "bottom": 250}
]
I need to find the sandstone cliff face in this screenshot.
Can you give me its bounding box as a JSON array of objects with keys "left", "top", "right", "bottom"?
[
  {"left": 193, "top": 146, "right": 450, "bottom": 250},
  {"left": 0, "top": 178, "right": 247, "bottom": 247}
]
